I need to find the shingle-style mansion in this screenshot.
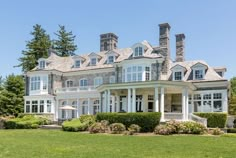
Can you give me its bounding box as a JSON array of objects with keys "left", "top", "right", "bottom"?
[{"left": 24, "top": 23, "right": 228, "bottom": 121}]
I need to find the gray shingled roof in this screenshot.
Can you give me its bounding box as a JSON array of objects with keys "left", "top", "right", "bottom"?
[{"left": 33, "top": 40, "right": 163, "bottom": 72}]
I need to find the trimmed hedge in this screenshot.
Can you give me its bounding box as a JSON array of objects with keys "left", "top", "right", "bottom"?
[
  {"left": 62, "top": 119, "right": 87, "bottom": 132},
  {"left": 96, "top": 112, "right": 161, "bottom": 132},
  {"left": 4, "top": 115, "right": 49, "bottom": 129},
  {"left": 62, "top": 115, "right": 95, "bottom": 132},
  {"left": 227, "top": 128, "right": 236, "bottom": 133},
  {"left": 194, "top": 112, "right": 227, "bottom": 128}
]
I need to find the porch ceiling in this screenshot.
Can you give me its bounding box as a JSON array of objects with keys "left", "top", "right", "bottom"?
[{"left": 97, "top": 80, "right": 196, "bottom": 92}]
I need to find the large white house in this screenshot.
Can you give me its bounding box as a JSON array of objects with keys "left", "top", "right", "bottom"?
[{"left": 24, "top": 23, "right": 228, "bottom": 122}]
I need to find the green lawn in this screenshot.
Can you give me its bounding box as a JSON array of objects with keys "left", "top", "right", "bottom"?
[{"left": 0, "top": 130, "right": 236, "bottom": 158}]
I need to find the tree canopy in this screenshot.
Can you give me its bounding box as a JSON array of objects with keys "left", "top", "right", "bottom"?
[
  {"left": 53, "top": 25, "right": 77, "bottom": 57},
  {"left": 0, "top": 74, "right": 24, "bottom": 116},
  {"left": 17, "top": 24, "right": 52, "bottom": 72}
]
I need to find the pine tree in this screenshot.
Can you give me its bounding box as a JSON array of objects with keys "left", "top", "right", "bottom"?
[
  {"left": 17, "top": 24, "right": 52, "bottom": 72},
  {"left": 0, "top": 76, "right": 3, "bottom": 91},
  {"left": 53, "top": 25, "right": 77, "bottom": 56},
  {"left": 229, "top": 77, "right": 236, "bottom": 115},
  {"left": 0, "top": 74, "right": 24, "bottom": 116}
]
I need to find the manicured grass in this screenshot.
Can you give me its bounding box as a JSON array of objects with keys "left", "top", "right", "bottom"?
[{"left": 0, "top": 130, "right": 236, "bottom": 158}]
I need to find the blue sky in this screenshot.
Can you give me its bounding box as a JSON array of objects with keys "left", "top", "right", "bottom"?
[{"left": 0, "top": 0, "right": 235, "bottom": 79}]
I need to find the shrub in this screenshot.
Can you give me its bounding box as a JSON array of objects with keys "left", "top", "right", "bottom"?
[
  {"left": 194, "top": 112, "right": 227, "bottom": 128},
  {"left": 89, "top": 120, "right": 110, "bottom": 134},
  {"left": 110, "top": 123, "right": 126, "bottom": 134},
  {"left": 128, "top": 124, "right": 141, "bottom": 133},
  {"left": 62, "top": 119, "right": 88, "bottom": 132},
  {"left": 211, "top": 128, "right": 224, "bottom": 135},
  {"left": 154, "top": 124, "right": 172, "bottom": 135},
  {"left": 154, "top": 121, "right": 207, "bottom": 135},
  {"left": 96, "top": 112, "right": 161, "bottom": 132},
  {"left": 79, "top": 115, "right": 95, "bottom": 125},
  {"left": 180, "top": 121, "right": 207, "bottom": 134},
  {"left": 4, "top": 115, "right": 49, "bottom": 129}
]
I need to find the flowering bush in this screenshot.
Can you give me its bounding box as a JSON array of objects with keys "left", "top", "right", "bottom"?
[
  {"left": 154, "top": 121, "right": 207, "bottom": 135},
  {"left": 89, "top": 120, "right": 110, "bottom": 134},
  {"left": 128, "top": 124, "right": 141, "bottom": 133},
  {"left": 154, "top": 124, "right": 172, "bottom": 135},
  {"left": 211, "top": 128, "right": 224, "bottom": 135},
  {"left": 110, "top": 123, "right": 126, "bottom": 134}
]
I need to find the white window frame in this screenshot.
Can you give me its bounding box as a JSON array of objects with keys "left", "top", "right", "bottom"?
[
  {"left": 80, "top": 78, "right": 88, "bottom": 89},
  {"left": 107, "top": 55, "right": 115, "bottom": 64},
  {"left": 38, "top": 59, "right": 47, "bottom": 69},
  {"left": 123, "top": 65, "right": 151, "bottom": 82},
  {"left": 29, "top": 75, "right": 48, "bottom": 95},
  {"left": 90, "top": 58, "right": 97, "bottom": 66},
  {"left": 30, "top": 76, "right": 41, "bottom": 91},
  {"left": 75, "top": 60, "right": 81, "bottom": 68},
  {"left": 65, "top": 80, "right": 74, "bottom": 88},
  {"left": 173, "top": 71, "right": 183, "bottom": 81},
  {"left": 193, "top": 69, "right": 205, "bottom": 80},
  {"left": 133, "top": 46, "right": 143, "bottom": 57}
]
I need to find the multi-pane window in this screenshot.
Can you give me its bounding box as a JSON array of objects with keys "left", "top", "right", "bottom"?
[
  {"left": 145, "top": 67, "right": 150, "bottom": 81},
  {"left": 213, "top": 93, "right": 222, "bottom": 112},
  {"left": 91, "top": 58, "right": 97, "bottom": 66},
  {"left": 174, "top": 71, "right": 182, "bottom": 80},
  {"left": 26, "top": 101, "right": 30, "bottom": 113},
  {"left": 94, "top": 77, "right": 103, "bottom": 87},
  {"left": 31, "top": 76, "right": 40, "bottom": 91},
  {"left": 75, "top": 60, "right": 81, "bottom": 68},
  {"left": 134, "top": 47, "right": 143, "bottom": 56},
  {"left": 42, "top": 76, "right": 48, "bottom": 90},
  {"left": 47, "top": 100, "right": 51, "bottom": 113},
  {"left": 195, "top": 69, "right": 204, "bottom": 80},
  {"left": 80, "top": 79, "right": 88, "bottom": 89},
  {"left": 40, "top": 100, "right": 44, "bottom": 113},
  {"left": 66, "top": 80, "right": 73, "bottom": 87},
  {"left": 39, "top": 60, "right": 46, "bottom": 69},
  {"left": 108, "top": 56, "right": 114, "bottom": 63},
  {"left": 71, "top": 101, "right": 77, "bottom": 118},
  {"left": 32, "top": 100, "right": 38, "bottom": 113}
]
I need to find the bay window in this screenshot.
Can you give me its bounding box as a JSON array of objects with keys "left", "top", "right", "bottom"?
[
  {"left": 123, "top": 65, "right": 150, "bottom": 82},
  {"left": 31, "top": 76, "right": 40, "bottom": 91}
]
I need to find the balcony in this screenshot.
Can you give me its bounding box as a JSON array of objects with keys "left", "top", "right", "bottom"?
[{"left": 56, "top": 86, "right": 97, "bottom": 94}]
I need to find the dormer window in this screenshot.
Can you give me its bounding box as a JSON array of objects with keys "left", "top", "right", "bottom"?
[
  {"left": 75, "top": 60, "right": 81, "bottom": 68},
  {"left": 134, "top": 47, "right": 143, "bottom": 57},
  {"left": 174, "top": 71, "right": 182, "bottom": 80},
  {"left": 91, "top": 58, "right": 97, "bottom": 66},
  {"left": 194, "top": 69, "right": 204, "bottom": 80},
  {"left": 38, "top": 59, "right": 47, "bottom": 69},
  {"left": 108, "top": 55, "right": 114, "bottom": 64}
]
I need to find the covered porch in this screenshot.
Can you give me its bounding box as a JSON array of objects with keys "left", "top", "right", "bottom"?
[{"left": 98, "top": 80, "right": 196, "bottom": 121}]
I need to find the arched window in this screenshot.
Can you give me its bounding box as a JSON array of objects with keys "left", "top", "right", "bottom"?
[{"left": 62, "top": 101, "right": 67, "bottom": 106}]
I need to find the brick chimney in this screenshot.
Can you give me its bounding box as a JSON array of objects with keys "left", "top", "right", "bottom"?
[
  {"left": 159, "top": 23, "right": 171, "bottom": 74},
  {"left": 175, "top": 34, "right": 185, "bottom": 62}
]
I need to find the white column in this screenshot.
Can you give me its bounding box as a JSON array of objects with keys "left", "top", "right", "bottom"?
[
  {"left": 185, "top": 89, "right": 189, "bottom": 120},
  {"left": 128, "top": 88, "right": 131, "bottom": 112},
  {"left": 99, "top": 92, "right": 102, "bottom": 113},
  {"left": 30, "top": 101, "right": 32, "bottom": 113},
  {"left": 116, "top": 95, "right": 120, "bottom": 112},
  {"left": 132, "top": 88, "right": 136, "bottom": 112},
  {"left": 107, "top": 89, "right": 111, "bottom": 112},
  {"left": 55, "top": 100, "right": 59, "bottom": 120},
  {"left": 112, "top": 96, "right": 115, "bottom": 112},
  {"left": 182, "top": 88, "right": 186, "bottom": 120},
  {"left": 160, "top": 87, "right": 165, "bottom": 121},
  {"left": 87, "top": 98, "right": 90, "bottom": 115},
  {"left": 154, "top": 87, "right": 159, "bottom": 112},
  {"left": 104, "top": 91, "right": 107, "bottom": 112},
  {"left": 77, "top": 98, "right": 79, "bottom": 118}
]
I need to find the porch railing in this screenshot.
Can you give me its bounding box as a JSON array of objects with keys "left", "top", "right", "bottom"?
[
  {"left": 189, "top": 113, "right": 207, "bottom": 127},
  {"left": 56, "top": 86, "right": 96, "bottom": 93},
  {"left": 164, "top": 113, "right": 183, "bottom": 120}
]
